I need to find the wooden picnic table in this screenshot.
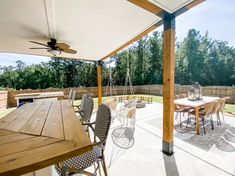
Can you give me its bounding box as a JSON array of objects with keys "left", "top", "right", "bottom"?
[
  {"left": 174, "top": 96, "right": 220, "bottom": 134},
  {"left": 0, "top": 100, "right": 92, "bottom": 176}
]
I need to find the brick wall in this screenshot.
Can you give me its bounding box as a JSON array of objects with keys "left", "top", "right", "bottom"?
[{"left": 6, "top": 85, "right": 235, "bottom": 108}]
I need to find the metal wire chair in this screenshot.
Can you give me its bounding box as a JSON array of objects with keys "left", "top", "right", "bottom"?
[
  {"left": 74, "top": 94, "right": 88, "bottom": 117},
  {"left": 55, "top": 104, "right": 111, "bottom": 176}
]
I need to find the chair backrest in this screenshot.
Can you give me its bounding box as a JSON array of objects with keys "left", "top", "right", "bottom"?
[
  {"left": 219, "top": 97, "right": 227, "bottom": 110},
  {"left": 94, "top": 104, "right": 111, "bottom": 144},
  {"left": 106, "top": 97, "right": 118, "bottom": 111},
  {"left": 204, "top": 102, "right": 215, "bottom": 116},
  {"left": 68, "top": 88, "right": 73, "bottom": 100},
  {"left": 82, "top": 96, "right": 94, "bottom": 122},
  {"left": 80, "top": 94, "right": 88, "bottom": 111},
  {"left": 71, "top": 89, "right": 76, "bottom": 101},
  {"left": 213, "top": 100, "right": 221, "bottom": 113}
]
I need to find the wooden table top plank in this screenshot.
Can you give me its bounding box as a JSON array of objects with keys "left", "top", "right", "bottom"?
[
  {"left": 41, "top": 101, "right": 64, "bottom": 140},
  {"left": 0, "top": 136, "right": 60, "bottom": 157},
  {"left": 0, "top": 129, "right": 14, "bottom": 136},
  {"left": 20, "top": 101, "right": 52, "bottom": 136},
  {"left": 0, "top": 133, "right": 33, "bottom": 145},
  {"left": 0, "top": 103, "right": 31, "bottom": 129},
  {"left": 61, "top": 101, "right": 91, "bottom": 146},
  {"left": 4, "top": 102, "right": 42, "bottom": 132},
  {"left": 174, "top": 96, "right": 220, "bottom": 108},
  {"left": 0, "top": 140, "right": 92, "bottom": 176}
]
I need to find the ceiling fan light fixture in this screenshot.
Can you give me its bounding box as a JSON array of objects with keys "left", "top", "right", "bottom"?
[{"left": 48, "top": 49, "right": 61, "bottom": 56}]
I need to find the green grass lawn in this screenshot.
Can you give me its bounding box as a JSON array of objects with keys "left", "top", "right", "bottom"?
[
  {"left": 0, "top": 95, "right": 234, "bottom": 119},
  {"left": 224, "top": 104, "right": 235, "bottom": 114}
]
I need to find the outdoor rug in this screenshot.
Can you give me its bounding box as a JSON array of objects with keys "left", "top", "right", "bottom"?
[
  {"left": 174, "top": 120, "right": 235, "bottom": 152},
  {"left": 147, "top": 117, "right": 235, "bottom": 152}
]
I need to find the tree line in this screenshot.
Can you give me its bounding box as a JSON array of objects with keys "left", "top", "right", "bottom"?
[{"left": 0, "top": 29, "right": 234, "bottom": 90}]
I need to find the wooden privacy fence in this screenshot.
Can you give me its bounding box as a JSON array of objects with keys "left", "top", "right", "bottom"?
[
  {"left": 5, "top": 85, "right": 235, "bottom": 108},
  {"left": 0, "top": 91, "right": 8, "bottom": 111}
]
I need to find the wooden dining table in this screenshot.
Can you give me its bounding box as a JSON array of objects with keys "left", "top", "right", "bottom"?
[
  {"left": 0, "top": 100, "right": 92, "bottom": 176},
  {"left": 174, "top": 96, "right": 220, "bottom": 134}
]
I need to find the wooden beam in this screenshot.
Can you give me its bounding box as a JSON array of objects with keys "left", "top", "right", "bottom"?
[
  {"left": 128, "top": 0, "right": 205, "bottom": 18},
  {"left": 162, "top": 14, "right": 175, "bottom": 156},
  {"left": 97, "top": 61, "right": 102, "bottom": 105},
  {"left": 174, "top": 0, "right": 205, "bottom": 17},
  {"left": 128, "top": 0, "right": 163, "bottom": 16},
  {"left": 186, "top": 0, "right": 205, "bottom": 9},
  {"left": 100, "top": 21, "right": 162, "bottom": 61}
]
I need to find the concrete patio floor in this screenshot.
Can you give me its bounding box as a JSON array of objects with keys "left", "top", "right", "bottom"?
[{"left": 52, "top": 102, "right": 235, "bottom": 176}]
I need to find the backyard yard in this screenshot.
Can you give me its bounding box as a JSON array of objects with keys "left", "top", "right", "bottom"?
[
  {"left": 0, "top": 94, "right": 234, "bottom": 119},
  {"left": 0, "top": 94, "right": 235, "bottom": 176}
]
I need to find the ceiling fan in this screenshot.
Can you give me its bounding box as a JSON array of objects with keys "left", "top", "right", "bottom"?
[{"left": 29, "top": 38, "right": 77, "bottom": 56}]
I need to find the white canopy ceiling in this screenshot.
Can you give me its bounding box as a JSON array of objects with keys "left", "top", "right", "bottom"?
[{"left": 0, "top": 0, "right": 194, "bottom": 61}]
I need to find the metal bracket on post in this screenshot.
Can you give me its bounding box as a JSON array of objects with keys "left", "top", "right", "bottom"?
[
  {"left": 163, "top": 13, "right": 175, "bottom": 31},
  {"left": 97, "top": 61, "right": 102, "bottom": 67},
  {"left": 162, "top": 141, "right": 174, "bottom": 156}
]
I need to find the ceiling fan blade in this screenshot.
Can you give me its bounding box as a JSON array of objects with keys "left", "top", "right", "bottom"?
[
  {"left": 56, "top": 43, "right": 70, "bottom": 49},
  {"left": 62, "top": 48, "right": 77, "bottom": 54},
  {"left": 29, "top": 41, "right": 49, "bottom": 47},
  {"left": 29, "top": 47, "right": 49, "bottom": 49}
]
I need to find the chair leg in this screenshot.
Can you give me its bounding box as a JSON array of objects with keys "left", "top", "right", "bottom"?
[
  {"left": 186, "top": 113, "right": 190, "bottom": 128},
  {"left": 210, "top": 116, "right": 214, "bottom": 130},
  {"left": 96, "top": 161, "right": 102, "bottom": 176},
  {"left": 222, "top": 111, "right": 225, "bottom": 122},
  {"left": 101, "top": 156, "right": 108, "bottom": 176},
  {"left": 202, "top": 117, "right": 206, "bottom": 134},
  {"left": 175, "top": 112, "right": 178, "bottom": 120},
  {"left": 179, "top": 112, "right": 182, "bottom": 128},
  {"left": 216, "top": 112, "right": 221, "bottom": 125}
]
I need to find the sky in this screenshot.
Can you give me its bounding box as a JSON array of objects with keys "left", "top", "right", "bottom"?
[{"left": 0, "top": 0, "right": 234, "bottom": 67}]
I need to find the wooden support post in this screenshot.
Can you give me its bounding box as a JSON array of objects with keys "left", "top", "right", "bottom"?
[
  {"left": 162, "top": 13, "right": 175, "bottom": 156},
  {"left": 97, "top": 61, "right": 102, "bottom": 105}
]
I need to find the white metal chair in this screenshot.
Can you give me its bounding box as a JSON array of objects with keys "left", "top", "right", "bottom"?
[{"left": 117, "top": 99, "right": 137, "bottom": 127}]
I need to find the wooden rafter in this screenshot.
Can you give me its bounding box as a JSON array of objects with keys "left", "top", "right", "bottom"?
[
  {"left": 186, "top": 0, "right": 205, "bottom": 9},
  {"left": 100, "top": 21, "right": 162, "bottom": 61},
  {"left": 127, "top": 0, "right": 163, "bottom": 16},
  {"left": 174, "top": 0, "right": 205, "bottom": 17}
]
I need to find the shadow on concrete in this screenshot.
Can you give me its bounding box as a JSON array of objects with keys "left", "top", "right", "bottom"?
[
  {"left": 163, "top": 154, "right": 179, "bottom": 176},
  {"left": 108, "top": 126, "right": 135, "bottom": 168},
  {"left": 111, "top": 126, "right": 135, "bottom": 149}
]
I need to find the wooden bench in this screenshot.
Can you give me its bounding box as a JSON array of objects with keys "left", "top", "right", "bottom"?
[{"left": 116, "top": 95, "right": 153, "bottom": 104}]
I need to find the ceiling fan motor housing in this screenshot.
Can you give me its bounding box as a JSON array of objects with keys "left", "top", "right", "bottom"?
[{"left": 47, "top": 38, "right": 58, "bottom": 50}]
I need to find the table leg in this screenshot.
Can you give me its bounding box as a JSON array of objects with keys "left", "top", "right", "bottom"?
[
  {"left": 195, "top": 107, "right": 200, "bottom": 134},
  {"left": 16, "top": 98, "right": 19, "bottom": 107}
]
